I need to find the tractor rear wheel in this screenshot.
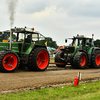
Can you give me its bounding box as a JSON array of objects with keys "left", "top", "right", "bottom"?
[
  {"left": 0, "top": 50, "right": 20, "bottom": 72},
  {"left": 73, "top": 52, "right": 87, "bottom": 69},
  {"left": 27, "top": 47, "right": 49, "bottom": 71},
  {"left": 91, "top": 50, "right": 100, "bottom": 68},
  {"left": 55, "top": 51, "right": 66, "bottom": 67}
]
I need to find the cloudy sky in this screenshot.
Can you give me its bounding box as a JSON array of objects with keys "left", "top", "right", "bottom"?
[{"left": 0, "top": 0, "right": 100, "bottom": 46}]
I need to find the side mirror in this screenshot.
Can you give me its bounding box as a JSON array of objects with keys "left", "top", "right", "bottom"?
[{"left": 65, "top": 39, "right": 67, "bottom": 43}]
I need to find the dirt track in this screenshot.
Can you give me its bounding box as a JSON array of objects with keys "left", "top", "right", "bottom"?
[{"left": 0, "top": 64, "right": 100, "bottom": 94}]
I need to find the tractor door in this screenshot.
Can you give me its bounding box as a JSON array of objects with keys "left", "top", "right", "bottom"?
[
  {"left": 82, "top": 38, "right": 86, "bottom": 50},
  {"left": 85, "top": 38, "right": 94, "bottom": 52},
  {"left": 82, "top": 38, "right": 94, "bottom": 52}
]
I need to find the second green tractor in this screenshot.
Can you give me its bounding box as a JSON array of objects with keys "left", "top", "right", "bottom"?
[{"left": 55, "top": 34, "right": 100, "bottom": 68}]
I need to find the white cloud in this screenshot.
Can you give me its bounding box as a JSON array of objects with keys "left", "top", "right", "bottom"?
[
  {"left": 68, "top": 0, "right": 100, "bottom": 17},
  {"left": 0, "top": 0, "right": 100, "bottom": 45}
]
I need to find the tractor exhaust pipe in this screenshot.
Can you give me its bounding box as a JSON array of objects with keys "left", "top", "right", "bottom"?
[{"left": 9, "top": 29, "right": 12, "bottom": 50}]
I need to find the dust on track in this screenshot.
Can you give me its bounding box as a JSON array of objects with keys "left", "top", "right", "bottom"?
[{"left": 0, "top": 64, "right": 100, "bottom": 94}]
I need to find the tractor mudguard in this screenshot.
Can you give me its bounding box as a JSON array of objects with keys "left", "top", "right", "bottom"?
[
  {"left": 21, "top": 44, "right": 47, "bottom": 64},
  {"left": 78, "top": 49, "right": 88, "bottom": 55},
  {"left": 60, "top": 46, "right": 75, "bottom": 53},
  {"left": 33, "top": 44, "right": 47, "bottom": 50},
  {"left": 91, "top": 47, "right": 100, "bottom": 54},
  {"left": 88, "top": 47, "right": 100, "bottom": 64}
]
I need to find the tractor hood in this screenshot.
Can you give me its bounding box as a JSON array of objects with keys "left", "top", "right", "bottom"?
[{"left": 60, "top": 46, "right": 75, "bottom": 53}]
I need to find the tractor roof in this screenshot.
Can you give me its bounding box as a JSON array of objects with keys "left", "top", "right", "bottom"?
[
  {"left": 75, "top": 35, "right": 93, "bottom": 39},
  {"left": 11, "top": 27, "right": 35, "bottom": 33},
  {"left": 3, "top": 27, "right": 40, "bottom": 34},
  {"left": 2, "top": 27, "right": 46, "bottom": 40}
]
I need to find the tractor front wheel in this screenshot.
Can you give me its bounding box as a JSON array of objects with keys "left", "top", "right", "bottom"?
[
  {"left": 0, "top": 50, "right": 20, "bottom": 72},
  {"left": 73, "top": 52, "right": 87, "bottom": 69},
  {"left": 27, "top": 48, "right": 49, "bottom": 71},
  {"left": 91, "top": 50, "right": 100, "bottom": 68}
]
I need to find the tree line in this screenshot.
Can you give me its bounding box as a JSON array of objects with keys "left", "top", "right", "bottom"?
[
  {"left": 94, "top": 39, "right": 100, "bottom": 47},
  {"left": 35, "top": 37, "right": 58, "bottom": 49},
  {"left": 0, "top": 31, "right": 16, "bottom": 42}
]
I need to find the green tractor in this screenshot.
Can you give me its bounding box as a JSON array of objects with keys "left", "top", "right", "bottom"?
[
  {"left": 55, "top": 34, "right": 100, "bottom": 68},
  {"left": 0, "top": 27, "right": 49, "bottom": 72}
]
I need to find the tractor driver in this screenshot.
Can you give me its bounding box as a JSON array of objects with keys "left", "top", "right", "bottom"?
[{"left": 25, "top": 35, "right": 31, "bottom": 43}]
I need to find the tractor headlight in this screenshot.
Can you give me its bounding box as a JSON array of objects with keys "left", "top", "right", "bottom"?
[{"left": 68, "top": 54, "right": 71, "bottom": 56}]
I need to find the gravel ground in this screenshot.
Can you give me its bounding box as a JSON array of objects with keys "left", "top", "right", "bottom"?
[{"left": 0, "top": 64, "right": 100, "bottom": 94}]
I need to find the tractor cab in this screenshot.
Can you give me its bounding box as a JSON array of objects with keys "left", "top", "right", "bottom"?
[
  {"left": 65, "top": 35, "right": 94, "bottom": 53},
  {"left": 11, "top": 27, "right": 36, "bottom": 54},
  {"left": 72, "top": 35, "right": 94, "bottom": 52},
  {"left": 72, "top": 35, "right": 94, "bottom": 46}
]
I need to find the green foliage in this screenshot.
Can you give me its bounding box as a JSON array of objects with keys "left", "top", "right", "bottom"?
[
  {"left": 0, "top": 31, "right": 17, "bottom": 42},
  {"left": 36, "top": 37, "right": 58, "bottom": 49},
  {"left": 12, "top": 34, "right": 17, "bottom": 41},
  {"left": 94, "top": 39, "right": 100, "bottom": 47},
  {"left": 0, "top": 81, "right": 100, "bottom": 100},
  {"left": 0, "top": 32, "right": 2, "bottom": 42},
  {"left": 0, "top": 32, "right": 10, "bottom": 42}
]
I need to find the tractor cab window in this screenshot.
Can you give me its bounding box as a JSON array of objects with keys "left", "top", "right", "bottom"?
[
  {"left": 91, "top": 39, "right": 94, "bottom": 46},
  {"left": 12, "top": 32, "right": 24, "bottom": 42},
  {"left": 73, "top": 38, "right": 83, "bottom": 46},
  {"left": 86, "top": 39, "right": 89, "bottom": 45},
  {"left": 86, "top": 38, "right": 94, "bottom": 46},
  {"left": 73, "top": 38, "right": 78, "bottom": 46},
  {"left": 78, "top": 39, "right": 83, "bottom": 46},
  {"left": 32, "top": 32, "right": 45, "bottom": 44},
  {"left": 89, "top": 39, "right": 94, "bottom": 46}
]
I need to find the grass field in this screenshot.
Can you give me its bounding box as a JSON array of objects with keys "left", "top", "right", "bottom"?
[
  {"left": 0, "top": 81, "right": 100, "bottom": 100},
  {"left": 50, "top": 57, "right": 54, "bottom": 58},
  {"left": 50, "top": 57, "right": 54, "bottom": 63}
]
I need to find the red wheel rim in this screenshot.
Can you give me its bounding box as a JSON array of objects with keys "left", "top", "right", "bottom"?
[
  {"left": 96, "top": 54, "right": 100, "bottom": 66},
  {"left": 37, "top": 50, "right": 49, "bottom": 69},
  {"left": 3, "top": 54, "right": 18, "bottom": 71},
  {"left": 80, "top": 55, "right": 86, "bottom": 66}
]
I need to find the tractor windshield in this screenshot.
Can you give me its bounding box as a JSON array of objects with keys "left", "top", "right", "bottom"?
[
  {"left": 65, "top": 38, "right": 84, "bottom": 46},
  {"left": 72, "top": 38, "right": 85, "bottom": 46}
]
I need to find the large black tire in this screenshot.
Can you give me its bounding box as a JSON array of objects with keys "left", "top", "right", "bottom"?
[
  {"left": 55, "top": 51, "right": 66, "bottom": 67},
  {"left": 0, "top": 50, "right": 20, "bottom": 72},
  {"left": 27, "top": 47, "right": 49, "bottom": 71},
  {"left": 73, "top": 52, "right": 88, "bottom": 69},
  {"left": 91, "top": 50, "right": 100, "bottom": 68}
]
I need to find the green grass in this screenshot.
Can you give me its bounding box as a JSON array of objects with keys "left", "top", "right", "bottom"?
[
  {"left": 50, "top": 57, "right": 54, "bottom": 63},
  {"left": 0, "top": 81, "right": 100, "bottom": 100},
  {"left": 50, "top": 57, "right": 54, "bottom": 59}
]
